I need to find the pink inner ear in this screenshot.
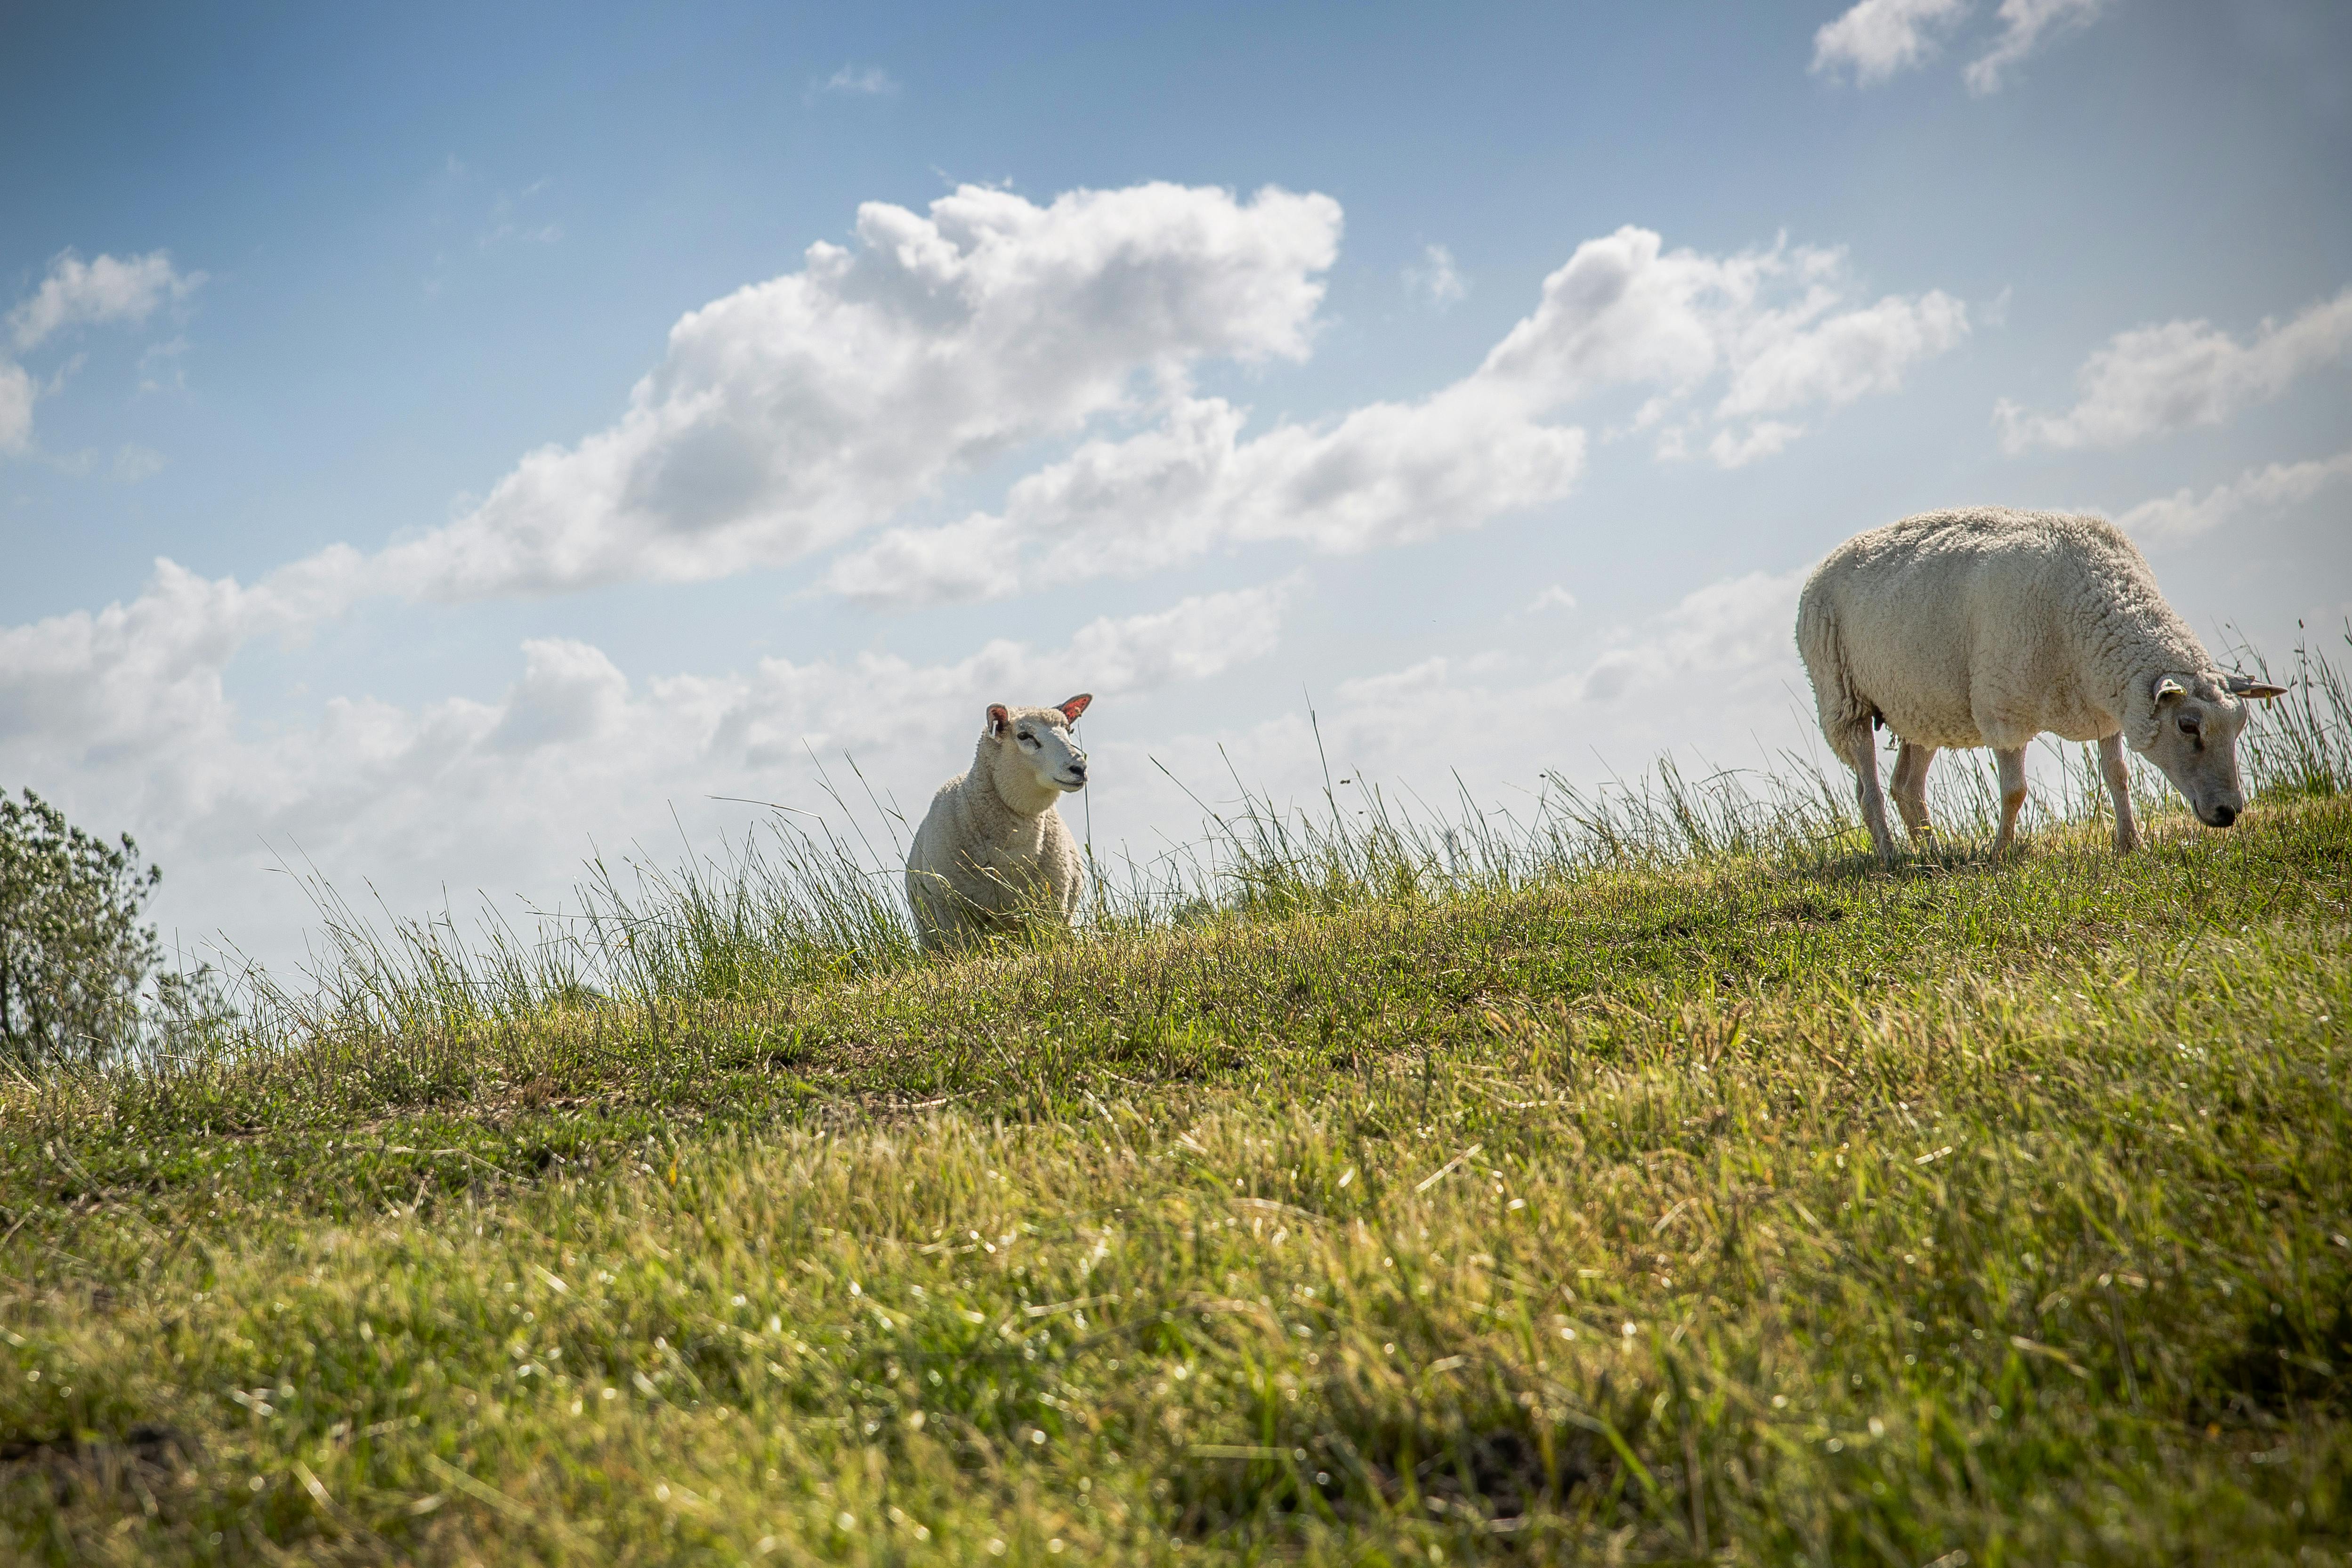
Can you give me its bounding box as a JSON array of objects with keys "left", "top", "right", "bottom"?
[
  {"left": 1059, "top": 693, "right": 1093, "bottom": 723},
  {"left": 986, "top": 704, "right": 1010, "bottom": 734}
]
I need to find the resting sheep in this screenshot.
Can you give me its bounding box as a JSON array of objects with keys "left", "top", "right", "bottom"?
[
  {"left": 1795, "top": 507, "right": 2283, "bottom": 861},
  {"left": 905, "top": 695, "right": 1092, "bottom": 952}
]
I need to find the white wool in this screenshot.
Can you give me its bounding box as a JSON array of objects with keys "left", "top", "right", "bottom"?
[
  {"left": 1796, "top": 507, "right": 2268, "bottom": 857},
  {"left": 904, "top": 696, "right": 1091, "bottom": 952}
]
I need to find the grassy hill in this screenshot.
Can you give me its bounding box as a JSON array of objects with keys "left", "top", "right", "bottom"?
[{"left": 3, "top": 757, "right": 2350, "bottom": 1562}]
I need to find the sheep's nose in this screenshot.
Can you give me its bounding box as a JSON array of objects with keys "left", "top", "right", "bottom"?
[{"left": 2207, "top": 803, "right": 2237, "bottom": 828}]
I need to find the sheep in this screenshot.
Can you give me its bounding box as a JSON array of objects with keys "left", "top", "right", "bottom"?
[
  {"left": 905, "top": 694, "right": 1093, "bottom": 952},
  {"left": 1795, "top": 507, "right": 2284, "bottom": 861}
]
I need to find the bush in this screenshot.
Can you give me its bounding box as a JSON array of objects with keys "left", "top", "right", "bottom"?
[{"left": 0, "top": 789, "right": 162, "bottom": 1065}]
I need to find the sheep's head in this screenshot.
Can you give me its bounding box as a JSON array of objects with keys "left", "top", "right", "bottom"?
[
  {"left": 2126, "top": 670, "right": 2285, "bottom": 829},
  {"left": 985, "top": 694, "right": 1092, "bottom": 810}
]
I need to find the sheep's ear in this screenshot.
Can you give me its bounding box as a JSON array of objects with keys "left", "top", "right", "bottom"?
[
  {"left": 2226, "top": 674, "right": 2289, "bottom": 701},
  {"left": 986, "top": 704, "right": 1010, "bottom": 736},
  {"left": 1058, "top": 693, "right": 1093, "bottom": 724},
  {"left": 2153, "top": 676, "right": 2187, "bottom": 705}
]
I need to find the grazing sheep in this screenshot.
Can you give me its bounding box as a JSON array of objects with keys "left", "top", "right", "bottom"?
[
  {"left": 905, "top": 694, "right": 1093, "bottom": 952},
  {"left": 1795, "top": 507, "right": 2284, "bottom": 861}
]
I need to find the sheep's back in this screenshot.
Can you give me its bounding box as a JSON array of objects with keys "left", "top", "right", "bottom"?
[{"left": 1808, "top": 508, "right": 2130, "bottom": 749}]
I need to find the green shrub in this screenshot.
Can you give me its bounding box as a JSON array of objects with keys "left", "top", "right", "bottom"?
[{"left": 0, "top": 789, "right": 161, "bottom": 1065}]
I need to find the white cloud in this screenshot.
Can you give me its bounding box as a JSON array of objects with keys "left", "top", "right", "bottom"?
[
  {"left": 1996, "top": 286, "right": 2352, "bottom": 453},
  {"left": 1482, "top": 226, "right": 1966, "bottom": 468},
  {"left": 2115, "top": 447, "right": 2352, "bottom": 546},
  {"left": 824, "top": 384, "right": 1587, "bottom": 606},
  {"left": 0, "top": 192, "right": 1971, "bottom": 973},
  {"left": 1317, "top": 565, "right": 1810, "bottom": 784},
  {"left": 0, "top": 552, "right": 368, "bottom": 768},
  {"left": 1716, "top": 288, "right": 1970, "bottom": 417},
  {"left": 1405, "top": 243, "right": 1467, "bottom": 308},
  {"left": 487, "top": 639, "right": 629, "bottom": 752},
  {"left": 1567, "top": 566, "right": 1811, "bottom": 712},
  {"left": 1066, "top": 581, "right": 1291, "bottom": 689},
  {"left": 8, "top": 250, "right": 203, "bottom": 351},
  {"left": 833, "top": 224, "right": 1966, "bottom": 602},
  {"left": 816, "top": 65, "right": 900, "bottom": 98},
  {"left": 0, "top": 567, "right": 1291, "bottom": 971},
  {"left": 0, "top": 363, "right": 31, "bottom": 453},
  {"left": 1963, "top": 0, "right": 2111, "bottom": 94},
  {"left": 1812, "top": 0, "right": 2110, "bottom": 92},
  {"left": 1811, "top": 0, "right": 1972, "bottom": 86},
  {"left": 1707, "top": 421, "right": 1806, "bottom": 468},
  {"left": 0, "top": 250, "right": 204, "bottom": 461},
  {"left": 0, "top": 559, "right": 1282, "bottom": 785},
  {"left": 366, "top": 181, "right": 1341, "bottom": 599},
  {"left": 1526, "top": 584, "right": 1579, "bottom": 614},
  {"left": 1141, "top": 563, "right": 1817, "bottom": 824},
  {"left": 1477, "top": 226, "right": 1758, "bottom": 400},
  {"left": 8, "top": 202, "right": 1959, "bottom": 631}
]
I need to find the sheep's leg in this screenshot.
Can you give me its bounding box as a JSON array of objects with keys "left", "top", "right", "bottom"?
[
  {"left": 2099, "top": 731, "right": 2141, "bottom": 852},
  {"left": 1990, "top": 746, "right": 2029, "bottom": 855},
  {"left": 1848, "top": 732, "right": 1897, "bottom": 863},
  {"left": 1890, "top": 741, "right": 1938, "bottom": 841}
]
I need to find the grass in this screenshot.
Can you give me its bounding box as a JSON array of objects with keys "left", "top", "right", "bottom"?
[{"left": 2, "top": 630, "right": 2349, "bottom": 1564}]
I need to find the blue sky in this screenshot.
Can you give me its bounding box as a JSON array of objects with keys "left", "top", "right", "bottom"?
[{"left": 4, "top": 0, "right": 2348, "bottom": 974}]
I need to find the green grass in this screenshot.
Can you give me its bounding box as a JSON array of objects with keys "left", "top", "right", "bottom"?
[{"left": 2, "top": 778, "right": 2349, "bottom": 1564}]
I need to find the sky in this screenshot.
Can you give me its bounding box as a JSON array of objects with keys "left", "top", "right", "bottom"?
[{"left": 3, "top": 0, "right": 2348, "bottom": 979}]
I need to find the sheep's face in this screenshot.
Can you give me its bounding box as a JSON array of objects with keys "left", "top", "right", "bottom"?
[
  {"left": 986, "top": 695, "right": 1092, "bottom": 808},
  {"left": 2133, "top": 672, "right": 2280, "bottom": 829}
]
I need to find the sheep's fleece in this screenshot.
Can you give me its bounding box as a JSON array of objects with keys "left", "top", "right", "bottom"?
[
  {"left": 1796, "top": 507, "right": 2275, "bottom": 855},
  {"left": 905, "top": 695, "right": 1091, "bottom": 952}
]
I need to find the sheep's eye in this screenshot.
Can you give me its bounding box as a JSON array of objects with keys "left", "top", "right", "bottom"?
[{"left": 2177, "top": 716, "right": 2200, "bottom": 735}]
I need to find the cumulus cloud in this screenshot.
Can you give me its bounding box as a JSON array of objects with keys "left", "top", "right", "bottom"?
[
  {"left": 1706, "top": 421, "right": 1806, "bottom": 469},
  {"left": 1811, "top": 0, "right": 2109, "bottom": 92},
  {"left": 0, "top": 553, "right": 1275, "bottom": 777},
  {"left": 1996, "top": 286, "right": 2352, "bottom": 453},
  {"left": 1716, "top": 287, "right": 1970, "bottom": 418},
  {"left": 0, "top": 566, "right": 1292, "bottom": 970},
  {"left": 364, "top": 181, "right": 1341, "bottom": 599},
  {"left": 9, "top": 199, "right": 1958, "bottom": 630},
  {"left": 824, "top": 385, "right": 1586, "bottom": 606},
  {"left": 836, "top": 225, "right": 1964, "bottom": 604},
  {"left": 1, "top": 249, "right": 204, "bottom": 460},
  {"left": 1963, "top": 0, "right": 2111, "bottom": 94},
  {"left": 487, "top": 639, "right": 630, "bottom": 752},
  {"left": 1811, "top": 0, "right": 1972, "bottom": 86},
  {"left": 2115, "top": 448, "right": 2352, "bottom": 546},
  {"left": 8, "top": 250, "right": 203, "bottom": 351},
  {"left": 0, "top": 550, "right": 368, "bottom": 769},
  {"left": 0, "top": 190, "right": 1971, "bottom": 971},
  {"left": 1568, "top": 566, "right": 1812, "bottom": 712},
  {"left": 1483, "top": 226, "right": 1965, "bottom": 467},
  {"left": 1143, "top": 563, "right": 1818, "bottom": 825}
]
